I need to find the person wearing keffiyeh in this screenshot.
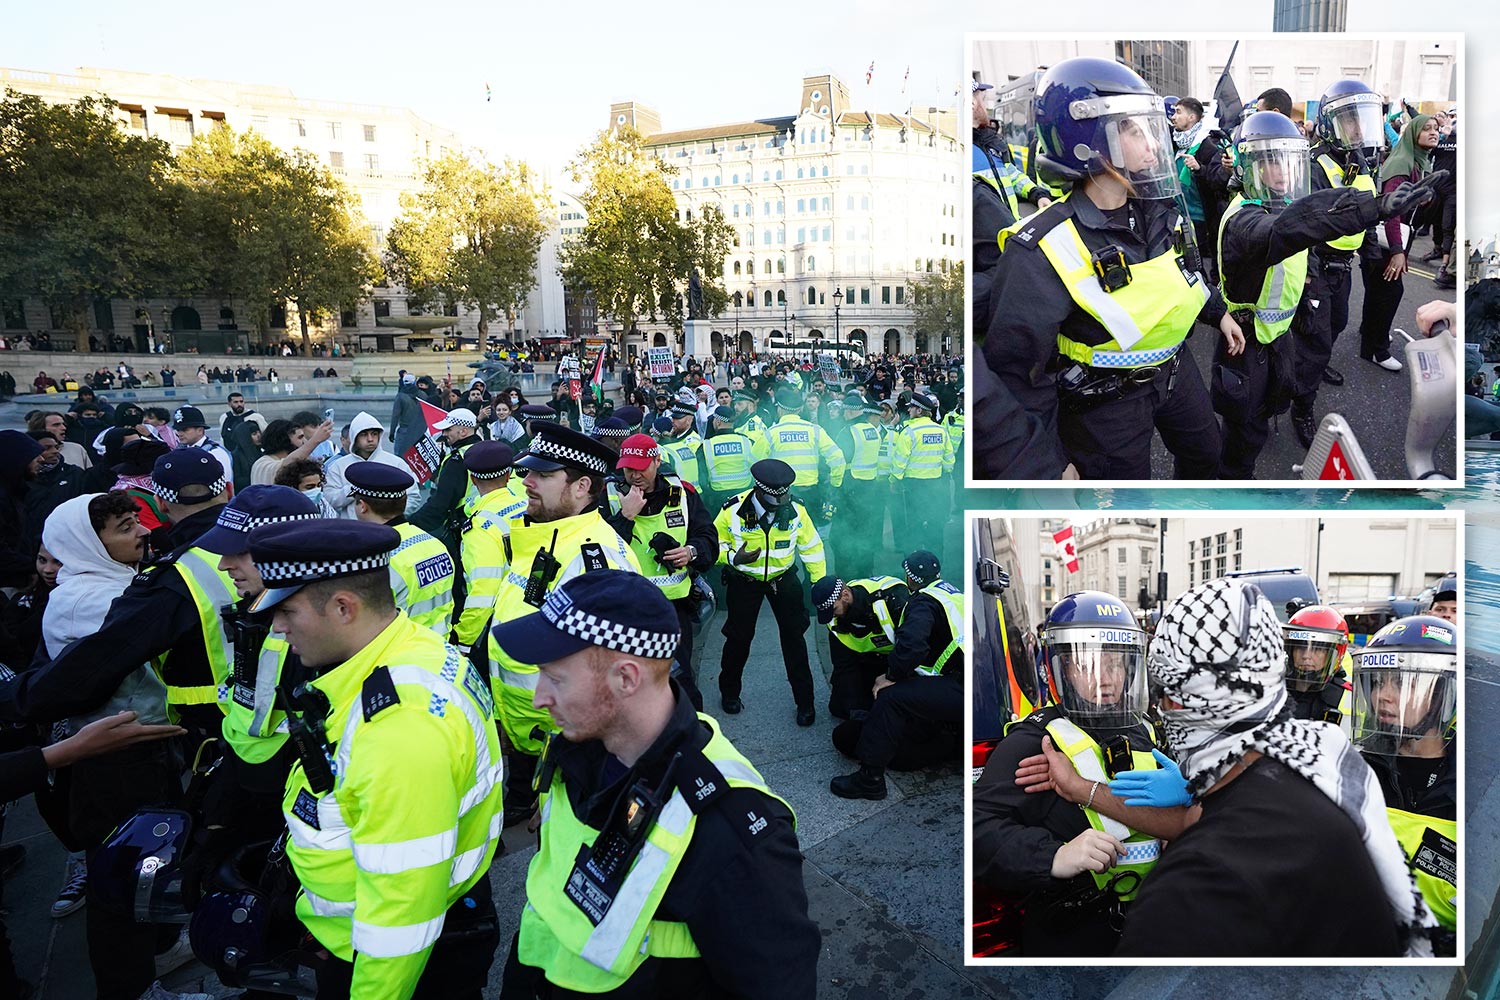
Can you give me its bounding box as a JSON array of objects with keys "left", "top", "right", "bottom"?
[{"left": 1114, "top": 578, "right": 1437, "bottom": 957}]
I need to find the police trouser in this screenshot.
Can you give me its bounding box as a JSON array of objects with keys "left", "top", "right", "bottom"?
[
  {"left": 1293, "top": 260, "right": 1350, "bottom": 411},
  {"left": 900, "top": 475, "right": 947, "bottom": 556},
  {"left": 74, "top": 740, "right": 187, "bottom": 1000},
  {"left": 671, "top": 596, "right": 704, "bottom": 711},
  {"left": 1060, "top": 348, "right": 1219, "bottom": 480},
  {"left": 827, "top": 637, "right": 887, "bottom": 719},
  {"left": 1215, "top": 332, "right": 1293, "bottom": 480},
  {"left": 315, "top": 873, "right": 499, "bottom": 1000},
  {"left": 719, "top": 566, "right": 814, "bottom": 710},
  {"left": 1359, "top": 254, "right": 1405, "bottom": 361},
  {"left": 854, "top": 673, "right": 963, "bottom": 770}
]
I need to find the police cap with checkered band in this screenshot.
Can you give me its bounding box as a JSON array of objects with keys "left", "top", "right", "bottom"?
[
  {"left": 196, "top": 484, "right": 320, "bottom": 556},
  {"left": 750, "top": 459, "right": 795, "bottom": 496},
  {"left": 345, "top": 460, "right": 416, "bottom": 498},
  {"left": 247, "top": 519, "right": 401, "bottom": 612},
  {"left": 462, "top": 441, "right": 515, "bottom": 479},
  {"left": 151, "top": 448, "right": 226, "bottom": 505},
  {"left": 512, "top": 420, "right": 616, "bottom": 477},
  {"left": 489, "top": 568, "right": 680, "bottom": 665}
]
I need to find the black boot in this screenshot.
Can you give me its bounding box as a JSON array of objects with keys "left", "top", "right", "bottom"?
[
  {"left": 830, "top": 764, "right": 887, "bottom": 800},
  {"left": 1292, "top": 408, "right": 1317, "bottom": 450}
]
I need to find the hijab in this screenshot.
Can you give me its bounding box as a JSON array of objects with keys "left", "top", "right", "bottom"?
[
  {"left": 1378, "top": 113, "right": 1434, "bottom": 185},
  {"left": 227, "top": 420, "right": 263, "bottom": 493}
]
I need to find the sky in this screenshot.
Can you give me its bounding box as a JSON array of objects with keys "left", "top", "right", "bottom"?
[{"left": 5, "top": 0, "right": 1495, "bottom": 232}]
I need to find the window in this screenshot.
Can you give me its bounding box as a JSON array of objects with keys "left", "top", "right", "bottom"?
[
  {"left": 860, "top": 195, "right": 870, "bottom": 210},
  {"left": 329, "top": 151, "right": 344, "bottom": 169},
  {"left": 807, "top": 256, "right": 815, "bottom": 272},
  {"left": 764, "top": 259, "right": 771, "bottom": 274},
  {"left": 846, "top": 195, "right": 855, "bottom": 210},
  {"left": 763, "top": 202, "right": 770, "bottom": 216},
  {"left": 363, "top": 124, "right": 376, "bottom": 142},
  {"left": 732, "top": 204, "right": 739, "bottom": 218},
  {"left": 845, "top": 286, "right": 856, "bottom": 304},
  {"left": 895, "top": 287, "right": 904, "bottom": 304},
  {"left": 1118, "top": 547, "right": 1127, "bottom": 564},
  {"left": 822, "top": 166, "right": 829, "bottom": 177},
  {"left": 762, "top": 172, "right": 770, "bottom": 182},
  {"left": 746, "top": 202, "right": 754, "bottom": 216},
  {"left": 714, "top": 175, "right": 721, "bottom": 185},
  {"left": 775, "top": 200, "right": 784, "bottom": 213},
  {"left": 762, "top": 230, "right": 771, "bottom": 246},
  {"left": 807, "top": 287, "right": 817, "bottom": 305},
  {"left": 364, "top": 153, "right": 379, "bottom": 172},
  {"left": 797, "top": 227, "right": 806, "bottom": 242},
  {"left": 860, "top": 288, "right": 870, "bottom": 305},
  {"left": 777, "top": 257, "right": 785, "bottom": 273},
  {"left": 747, "top": 259, "right": 755, "bottom": 275},
  {"left": 778, "top": 290, "right": 787, "bottom": 305},
  {"left": 733, "top": 261, "right": 742, "bottom": 276},
  {"left": 775, "top": 169, "right": 782, "bottom": 180},
  {"left": 822, "top": 226, "right": 831, "bottom": 241},
  {"left": 292, "top": 118, "right": 307, "bottom": 137},
  {"left": 373, "top": 300, "right": 390, "bottom": 319},
  {"left": 341, "top": 309, "right": 358, "bottom": 328},
  {"left": 1141, "top": 547, "right": 1153, "bottom": 567},
  {"left": 129, "top": 109, "right": 147, "bottom": 130},
  {"left": 764, "top": 290, "right": 772, "bottom": 306},
  {"left": 327, "top": 121, "right": 342, "bottom": 140},
  {"left": 1216, "top": 532, "right": 1227, "bottom": 556},
  {"left": 1118, "top": 576, "right": 1127, "bottom": 597},
  {"left": 796, "top": 168, "right": 804, "bottom": 179},
  {"left": 881, "top": 286, "right": 891, "bottom": 305},
  {"left": 731, "top": 174, "right": 739, "bottom": 184},
  {"left": 777, "top": 228, "right": 785, "bottom": 245},
  {"left": 93, "top": 299, "right": 114, "bottom": 330}
]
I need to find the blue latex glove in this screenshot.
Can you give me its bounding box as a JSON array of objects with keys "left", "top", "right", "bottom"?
[{"left": 1107, "top": 748, "right": 1191, "bottom": 807}]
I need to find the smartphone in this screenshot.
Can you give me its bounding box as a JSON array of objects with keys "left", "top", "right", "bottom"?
[{"left": 323, "top": 407, "right": 335, "bottom": 423}]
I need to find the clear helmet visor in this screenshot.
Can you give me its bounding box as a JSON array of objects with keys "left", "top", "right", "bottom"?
[
  {"left": 1324, "top": 98, "right": 1388, "bottom": 153},
  {"left": 1283, "top": 627, "right": 1341, "bottom": 691},
  {"left": 1100, "top": 112, "right": 1181, "bottom": 201},
  {"left": 1047, "top": 627, "right": 1149, "bottom": 727},
  {"left": 1351, "top": 654, "right": 1457, "bottom": 751},
  {"left": 1238, "top": 138, "right": 1310, "bottom": 204}
]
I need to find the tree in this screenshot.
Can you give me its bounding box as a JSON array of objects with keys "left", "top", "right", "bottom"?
[
  {"left": 0, "top": 89, "right": 199, "bottom": 353},
  {"left": 560, "top": 127, "right": 731, "bottom": 346},
  {"left": 386, "top": 152, "right": 548, "bottom": 341},
  {"left": 908, "top": 261, "right": 964, "bottom": 353}
]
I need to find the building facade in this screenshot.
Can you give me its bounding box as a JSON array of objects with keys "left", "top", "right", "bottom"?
[
  {"left": 0, "top": 64, "right": 567, "bottom": 352},
  {"left": 607, "top": 73, "right": 960, "bottom": 359},
  {"left": 1074, "top": 519, "right": 1160, "bottom": 615},
  {"left": 1274, "top": 0, "right": 1348, "bottom": 32}
]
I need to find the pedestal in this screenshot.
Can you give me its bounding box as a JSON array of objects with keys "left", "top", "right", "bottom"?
[{"left": 683, "top": 319, "right": 713, "bottom": 362}]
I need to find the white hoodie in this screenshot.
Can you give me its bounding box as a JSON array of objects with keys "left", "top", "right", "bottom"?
[
  {"left": 42, "top": 494, "right": 169, "bottom": 727},
  {"left": 323, "top": 410, "right": 422, "bottom": 518}
]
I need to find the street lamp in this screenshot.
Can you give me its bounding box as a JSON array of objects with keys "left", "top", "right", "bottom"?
[{"left": 832, "top": 287, "right": 843, "bottom": 354}]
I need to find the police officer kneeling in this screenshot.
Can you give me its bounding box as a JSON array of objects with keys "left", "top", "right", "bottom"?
[
  {"left": 811, "top": 572, "right": 909, "bottom": 720},
  {"left": 247, "top": 519, "right": 504, "bottom": 998},
  {"left": 492, "top": 570, "right": 819, "bottom": 998}
]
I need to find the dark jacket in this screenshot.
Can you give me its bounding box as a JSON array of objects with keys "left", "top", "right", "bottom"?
[
  {"left": 0, "top": 431, "right": 44, "bottom": 588},
  {"left": 887, "top": 587, "right": 960, "bottom": 681},
  {"left": 1219, "top": 186, "right": 1388, "bottom": 308},
  {"left": 500, "top": 684, "right": 818, "bottom": 999},
  {"left": 390, "top": 383, "right": 428, "bottom": 456},
  {"left": 603, "top": 474, "right": 719, "bottom": 580},
  {"left": 409, "top": 433, "right": 481, "bottom": 546}
]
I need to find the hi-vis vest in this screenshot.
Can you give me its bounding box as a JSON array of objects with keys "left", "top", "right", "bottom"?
[
  {"left": 1218, "top": 195, "right": 1309, "bottom": 345},
  {"left": 282, "top": 617, "right": 502, "bottom": 998},
  {"left": 1043, "top": 717, "right": 1162, "bottom": 899},
  {"left": 518, "top": 716, "right": 793, "bottom": 992},
  {"left": 702, "top": 432, "right": 755, "bottom": 493},
  {"left": 760, "top": 415, "right": 847, "bottom": 487},
  {"left": 1387, "top": 807, "right": 1457, "bottom": 931},
  {"left": 943, "top": 411, "right": 965, "bottom": 453},
  {"left": 614, "top": 472, "right": 692, "bottom": 600},
  {"left": 1316, "top": 154, "right": 1378, "bottom": 251},
  {"left": 847, "top": 421, "right": 884, "bottom": 481},
  {"left": 713, "top": 490, "right": 827, "bottom": 584},
  {"left": 1000, "top": 196, "right": 1209, "bottom": 369},
  {"left": 829, "top": 577, "right": 904, "bottom": 654},
  {"left": 738, "top": 412, "right": 769, "bottom": 445},
  {"left": 223, "top": 630, "right": 291, "bottom": 765},
  {"left": 659, "top": 432, "right": 704, "bottom": 490},
  {"left": 892, "top": 416, "right": 951, "bottom": 481},
  {"left": 910, "top": 580, "right": 965, "bottom": 676},
  {"left": 487, "top": 510, "right": 642, "bottom": 753},
  {"left": 455, "top": 488, "right": 529, "bottom": 648},
  {"left": 159, "top": 547, "right": 237, "bottom": 714},
  {"left": 389, "top": 522, "right": 456, "bottom": 636},
  {"left": 875, "top": 424, "right": 895, "bottom": 478}
]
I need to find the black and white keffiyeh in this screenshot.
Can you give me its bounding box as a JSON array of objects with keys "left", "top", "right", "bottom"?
[{"left": 1150, "top": 578, "right": 1436, "bottom": 956}]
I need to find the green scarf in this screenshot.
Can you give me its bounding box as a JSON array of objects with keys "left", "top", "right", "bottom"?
[{"left": 1378, "top": 113, "right": 1433, "bottom": 185}]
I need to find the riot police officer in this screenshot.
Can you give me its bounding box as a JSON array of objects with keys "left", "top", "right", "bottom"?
[
  {"left": 981, "top": 57, "right": 1243, "bottom": 480},
  {"left": 1282, "top": 604, "right": 1353, "bottom": 726},
  {"left": 1352, "top": 614, "right": 1458, "bottom": 954}
]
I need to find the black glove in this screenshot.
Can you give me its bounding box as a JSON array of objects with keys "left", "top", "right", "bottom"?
[{"left": 1376, "top": 170, "right": 1450, "bottom": 219}]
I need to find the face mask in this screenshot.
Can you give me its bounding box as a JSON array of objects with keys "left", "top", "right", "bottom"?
[{"left": 303, "top": 488, "right": 324, "bottom": 507}]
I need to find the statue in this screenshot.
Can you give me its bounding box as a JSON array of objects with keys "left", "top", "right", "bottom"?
[{"left": 688, "top": 268, "right": 705, "bottom": 320}]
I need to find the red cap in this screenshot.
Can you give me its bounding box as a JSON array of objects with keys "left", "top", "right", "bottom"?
[{"left": 617, "top": 433, "right": 661, "bottom": 470}]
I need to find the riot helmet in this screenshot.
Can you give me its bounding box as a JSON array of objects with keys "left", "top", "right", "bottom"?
[
  {"left": 1283, "top": 604, "right": 1348, "bottom": 692},
  {"left": 1316, "top": 79, "right": 1388, "bottom": 158},
  {"left": 1233, "top": 112, "right": 1310, "bottom": 205},
  {"left": 1351, "top": 615, "right": 1457, "bottom": 753},
  {"left": 90, "top": 808, "right": 194, "bottom": 923},
  {"left": 1043, "top": 591, "right": 1149, "bottom": 728}
]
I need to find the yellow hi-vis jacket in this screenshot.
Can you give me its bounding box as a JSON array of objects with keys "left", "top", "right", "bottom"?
[
  {"left": 713, "top": 490, "right": 826, "bottom": 583},
  {"left": 756, "top": 415, "right": 846, "bottom": 487},
  {"left": 388, "top": 522, "right": 456, "bottom": 637},
  {"left": 659, "top": 432, "right": 704, "bottom": 491},
  {"left": 282, "top": 614, "right": 502, "bottom": 1000},
  {"left": 828, "top": 577, "right": 906, "bottom": 653},
  {"left": 891, "top": 415, "right": 954, "bottom": 481},
  {"left": 454, "top": 488, "right": 529, "bottom": 649},
  {"left": 161, "top": 546, "right": 237, "bottom": 716},
  {"left": 222, "top": 626, "right": 292, "bottom": 765},
  {"left": 486, "top": 509, "right": 641, "bottom": 753}
]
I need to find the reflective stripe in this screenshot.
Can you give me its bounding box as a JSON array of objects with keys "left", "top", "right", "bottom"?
[
  {"left": 247, "top": 640, "right": 283, "bottom": 738},
  {"left": 1047, "top": 717, "right": 1133, "bottom": 842},
  {"left": 302, "top": 887, "right": 356, "bottom": 919},
  {"left": 351, "top": 914, "right": 447, "bottom": 958},
  {"left": 1086, "top": 344, "right": 1182, "bottom": 369},
  {"left": 469, "top": 566, "right": 508, "bottom": 580},
  {"left": 1040, "top": 224, "right": 1149, "bottom": 350},
  {"left": 498, "top": 667, "right": 540, "bottom": 691},
  {"left": 450, "top": 811, "right": 503, "bottom": 886},
  {"left": 464, "top": 594, "right": 498, "bottom": 610},
  {"left": 1120, "top": 840, "right": 1162, "bottom": 864},
  {"left": 407, "top": 593, "right": 450, "bottom": 617},
  {"left": 165, "top": 684, "right": 218, "bottom": 705},
  {"left": 579, "top": 793, "right": 693, "bottom": 971},
  {"left": 352, "top": 827, "right": 458, "bottom": 875}
]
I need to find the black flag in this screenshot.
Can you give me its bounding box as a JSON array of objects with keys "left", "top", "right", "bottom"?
[{"left": 1214, "top": 41, "right": 1244, "bottom": 131}]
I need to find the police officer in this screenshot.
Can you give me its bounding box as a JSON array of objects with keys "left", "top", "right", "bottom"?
[
  {"left": 833, "top": 399, "right": 887, "bottom": 580},
  {"left": 347, "top": 461, "right": 457, "bottom": 636},
  {"left": 0, "top": 449, "right": 237, "bottom": 999},
  {"left": 453, "top": 441, "right": 529, "bottom": 654},
  {"left": 715, "top": 459, "right": 827, "bottom": 725},
  {"left": 811, "top": 572, "right": 909, "bottom": 720},
  {"left": 1352, "top": 615, "right": 1458, "bottom": 954},
  {"left": 1283, "top": 604, "right": 1354, "bottom": 726},
  {"left": 658, "top": 399, "right": 705, "bottom": 490},
  {"left": 1215, "top": 111, "right": 1443, "bottom": 473},
  {"left": 410, "top": 406, "right": 482, "bottom": 550},
  {"left": 488, "top": 421, "right": 641, "bottom": 822},
  {"left": 732, "top": 387, "right": 770, "bottom": 443},
  {"left": 890, "top": 392, "right": 953, "bottom": 554},
  {"left": 698, "top": 404, "right": 755, "bottom": 513},
  {"left": 1297, "top": 79, "right": 1390, "bottom": 421},
  {"left": 982, "top": 57, "right": 1243, "bottom": 481},
  {"left": 971, "top": 591, "right": 1168, "bottom": 955},
  {"left": 591, "top": 416, "right": 631, "bottom": 454},
  {"left": 491, "top": 570, "right": 819, "bottom": 998},
  {"left": 943, "top": 388, "right": 965, "bottom": 454},
  {"left": 247, "top": 519, "right": 503, "bottom": 997},
  {"left": 759, "top": 386, "right": 845, "bottom": 525},
  {"left": 830, "top": 552, "right": 962, "bottom": 800},
  {"left": 606, "top": 433, "right": 719, "bottom": 710},
  {"left": 1426, "top": 573, "right": 1457, "bottom": 624}
]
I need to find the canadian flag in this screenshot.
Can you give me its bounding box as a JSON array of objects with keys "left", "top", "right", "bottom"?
[{"left": 1053, "top": 525, "right": 1079, "bottom": 574}]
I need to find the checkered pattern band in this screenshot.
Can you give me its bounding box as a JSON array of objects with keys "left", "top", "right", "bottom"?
[
  {"left": 621, "top": 441, "right": 660, "bottom": 463},
  {"left": 529, "top": 436, "right": 610, "bottom": 475},
  {"left": 215, "top": 508, "right": 321, "bottom": 534},
  {"left": 594, "top": 426, "right": 630, "bottom": 440},
  {"left": 818, "top": 578, "right": 845, "bottom": 611},
  {"left": 349, "top": 484, "right": 408, "bottom": 499},
  {"left": 469, "top": 468, "right": 509, "bottom": 480},
  {"left": 903, "top": 559, "right": 937, "bottom": 584},
  {"left": 256, "top": 552, "right": 391, "bottom": 583},
  {"left": 754, "top": 479, "right": 791, "bottom": 496},
  {"left": 540, "top": 588, "right": 680, "bottom": 658},
  {"left": 152, "top": 476, "right": 226, "bottom": 504}
]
